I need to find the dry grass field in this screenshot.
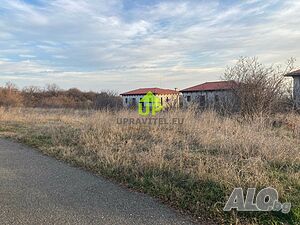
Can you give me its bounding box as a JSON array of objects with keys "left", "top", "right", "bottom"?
[{"left": 0, "top": 107, "right": 299, "bottom": 224}]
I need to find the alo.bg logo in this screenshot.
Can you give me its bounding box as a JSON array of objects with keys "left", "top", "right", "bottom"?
[
  {"left": 138, "top": 91, "right": 163, "bottom": 116},
  {"left": 224, "top": 187, "right": 291, "bottom": 214}
]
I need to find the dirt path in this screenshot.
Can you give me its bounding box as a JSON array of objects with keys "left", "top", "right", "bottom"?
[{"left": 0, "top": 138, "right": 199, "bottom": 225}]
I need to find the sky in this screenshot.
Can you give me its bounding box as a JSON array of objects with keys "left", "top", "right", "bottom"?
[{"left": 0, "top": 0, "right": 299, "bottom": 93}]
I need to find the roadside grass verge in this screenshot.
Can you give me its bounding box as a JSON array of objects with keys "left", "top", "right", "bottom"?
[{"left": 0, "top": 107, "right": 299, "bottom": 224}]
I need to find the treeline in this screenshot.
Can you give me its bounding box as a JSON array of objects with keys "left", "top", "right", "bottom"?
[{"left": 0, "top": 82, "right": 122, "bottom": 110}]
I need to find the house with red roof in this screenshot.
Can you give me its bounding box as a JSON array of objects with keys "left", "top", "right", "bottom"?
[
  {"left": 180, "top": 80, "right": 238, "bottom": 108},
  {"left": 285, "top": 69, "right": 300, "bottom": 109},
  {"left": 120, "top": 88, "right": 180, "bottom": 109}
]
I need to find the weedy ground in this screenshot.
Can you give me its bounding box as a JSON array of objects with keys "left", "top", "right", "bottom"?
[{"left": 0, "top": 107, "right": 299, "bottom": 224}]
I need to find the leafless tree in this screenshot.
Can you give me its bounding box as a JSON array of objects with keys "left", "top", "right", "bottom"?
[
  {"left": 94, "top": 91, "right": 123, "bottom": 110},
  {"left": 45, "top": 83, "right": 61, "bottom": 96},
  {"left": 224, "top": 57, "right": 295, "bottom": 117},
  {"left": 0, "top": 82, "right": 23, "bottom": 107},
  {"left": 22, "top": 86, "right": 42, "bottom": 107}
]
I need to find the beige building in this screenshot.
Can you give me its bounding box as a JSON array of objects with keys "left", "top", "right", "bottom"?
[{"left": 120, "top": 88, "right": 180, "bottom": 109}]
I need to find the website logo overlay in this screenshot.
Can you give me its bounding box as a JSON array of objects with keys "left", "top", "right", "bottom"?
[
  {"left": 138, "top": 91, "right": 163, "bottom": 116},
  {"left": 224, "top": 187, "right": 291, "bottom": 214}
]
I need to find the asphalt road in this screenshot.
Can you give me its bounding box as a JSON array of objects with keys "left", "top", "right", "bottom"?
[{"left": 0, "top": 138, "right": 198, "bottom": 225}]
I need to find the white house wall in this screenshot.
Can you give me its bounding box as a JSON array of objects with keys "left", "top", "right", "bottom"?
[{"left": 122, "top": 95, "right": 144, "bottom": 107}]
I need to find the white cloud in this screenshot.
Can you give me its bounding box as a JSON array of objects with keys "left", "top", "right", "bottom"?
[
  {"left": 19, "top": 54, "right": 36, "bottom": 58},
  {"left": 0, "top": 0, "right": 299, "bottom": 92},
  {"left": 3, "top": 0, "right": 49, "bottom": 25}
]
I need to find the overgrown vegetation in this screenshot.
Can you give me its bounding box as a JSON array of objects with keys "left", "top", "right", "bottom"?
[
  {"left": 224, "top": 57, "right": 295, "bottom": 116},
  {"left": 0, "top": 82, "right": 122, "bottom": 110},
  {"left": 0, "top": 108, "right": 299, "bottom": 224},
  {"left": 0, "top": 57, "right": 298, "bottom": 224}
]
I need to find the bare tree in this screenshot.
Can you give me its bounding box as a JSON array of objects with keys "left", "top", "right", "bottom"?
[
  {"left": 0, "top": 82, "right": 23, "bottom": 107},
  {"left": 224, "top": 57, "right": 295, "bottom": 117},
  {"left": 94, "top": 91, "right": 122, "bottom": 110},
  {"left": 45, "top": 83, "right": 61, "bottom": 96},
  {"left": 22, "top": 86, "right": 42, "bottom": 107}
]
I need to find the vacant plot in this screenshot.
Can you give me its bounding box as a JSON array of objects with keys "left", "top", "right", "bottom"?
[{"left": 0, "top": 108, "right": 299, "bottom": 224}]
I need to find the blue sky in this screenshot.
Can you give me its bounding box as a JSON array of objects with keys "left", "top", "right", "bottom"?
[{"left": 0, "top": 0, "right": 299, "bottom": 92}]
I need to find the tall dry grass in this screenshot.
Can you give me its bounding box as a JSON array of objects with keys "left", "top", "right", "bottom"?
[{"left": 0, "top": 107, "right": 299, "bottom": 224}]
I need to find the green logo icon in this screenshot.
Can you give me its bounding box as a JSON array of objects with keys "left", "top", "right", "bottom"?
[{"left": 138, "top": 92, "right": 163, "bottom": 116}]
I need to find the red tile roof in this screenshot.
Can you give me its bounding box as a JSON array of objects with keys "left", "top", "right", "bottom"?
[
  {"left": 285, "top": 69, "right": 300, "bottom": 77},
  {"left": 181, "top": 80, "right": 237, "bottom": 92},
  {"left": 121, "top": 88, "right": 179, "bottom": 96}
]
